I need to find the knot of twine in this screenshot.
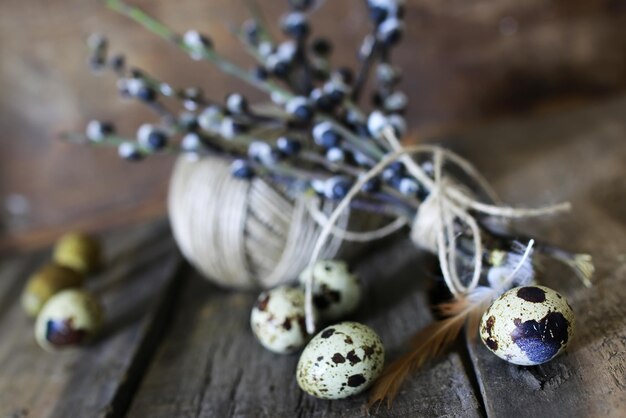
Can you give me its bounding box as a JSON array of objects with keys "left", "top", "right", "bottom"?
[{"left": 303, "top": 128, "right": 571, "bottom": 334}]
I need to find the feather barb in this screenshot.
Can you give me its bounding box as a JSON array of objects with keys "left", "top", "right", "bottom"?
[{"left": 367, "top": 298, "right": 487, "bottom": 411}]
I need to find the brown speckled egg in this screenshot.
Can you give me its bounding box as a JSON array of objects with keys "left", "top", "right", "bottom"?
[
  {"left": 298, "top": 260, "right": 362, "bottom": 321},
  {"left": 21, "top": 263, "right": 84, "bottom": 317},
  {"left": 297, "top": 322, "right": 384, "bottom": 399},
  {"left": 250, "top": 286, "right": 316, "bottom": 354},
  {"left": 35, "top": 289, "right": 104, "bottom": 352},
  {"left": 480, "top": 285, "right": 575, "bottom": 366}
]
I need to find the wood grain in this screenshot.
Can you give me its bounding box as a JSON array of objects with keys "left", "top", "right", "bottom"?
[
  {"left": 126, "top": 242, "right": 483, "bottom": 418},
  {"left": 126, "top": 97, "right": 626, "bottom": 417},
  {"left": 456, "top": 97, "right": 626, "bottom": 418},
  {"left": 0, "top": 221, "right": 183, "bottom": 418},
  {"left": 1, "top": 95, "right": 626, "bottom": 417}
]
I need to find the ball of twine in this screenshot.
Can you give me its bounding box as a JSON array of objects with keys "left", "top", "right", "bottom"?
[{"left": 168, "top": 156, "right": 373, "bottom": 290}]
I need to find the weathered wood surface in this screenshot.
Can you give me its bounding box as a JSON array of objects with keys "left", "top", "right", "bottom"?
[
  {"left": 125, "top": 97, "right": 626, "bottom": 417},
  {"left": 456, "top": 98, "right": 626, "bottom": 418},
  {"left": 126, "top": 244, "right": 482, "bottom": 418},
  {"left": 1, "top": 97, "right": 626, "bottom": 417},
  {"left": 0, "top": 221, "right": 182, "bottom": 418}
]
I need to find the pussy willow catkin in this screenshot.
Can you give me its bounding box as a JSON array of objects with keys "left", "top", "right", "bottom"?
[{"left": 68, "top": 0, "right": 593, "bottom": 309}]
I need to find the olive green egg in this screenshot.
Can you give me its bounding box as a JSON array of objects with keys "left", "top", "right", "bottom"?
[
  {"left": 35, "top": 289, "right": 104, "bottom": 351},
  {"left": 53, "top": 232, "right": 102, "bottom": 275},
  {"left": 21, "top": 263, "right": 84, "bottom": 317}
]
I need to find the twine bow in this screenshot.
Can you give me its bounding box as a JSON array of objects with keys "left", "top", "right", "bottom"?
[{"left": 303, "top": 128, "right": 571, "bottom": 334}]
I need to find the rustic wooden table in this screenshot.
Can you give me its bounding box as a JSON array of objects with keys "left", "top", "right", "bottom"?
[{"left": 1, "top": 98, "right": 625, "bottom": 417}]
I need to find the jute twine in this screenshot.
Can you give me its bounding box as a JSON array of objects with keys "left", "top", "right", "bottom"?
[
  {"left": 303, "top": 128, "right": 572, "bottom": 333},
  {"left": 168, "top": 127, "right": 571, "bottom": 334},
  {"left": 168, "top": 156, "right": 382, "bottom": 290}
]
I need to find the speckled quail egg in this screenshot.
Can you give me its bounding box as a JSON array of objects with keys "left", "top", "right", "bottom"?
[
  {"left": 250, "top": 286, "right": 317, "bottom": 354},
  {"left": 53, "top": 232, "right": 102, "bottom": 275},
  {"left": 297, "top": 321, "right": 384, "bottom": 399},
  {"left": 21, "top": 263, "right": 84, "bottom": 317},
  {"left": 298, "top": 260, "right": 362, "bottom": 321},
  {"left": 35, "top": 289, "right": 104, "bottom": 352},
  {"left": 480, "top": 285, "right": 575, "bottom": 366}
]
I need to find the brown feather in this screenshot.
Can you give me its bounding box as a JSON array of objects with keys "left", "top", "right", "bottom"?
[
  {"left": 368, "top": 241, "right": 536, "bottom": 411},
  {"left": 367, "top": 295, "right": 491, "bottom": 411}
]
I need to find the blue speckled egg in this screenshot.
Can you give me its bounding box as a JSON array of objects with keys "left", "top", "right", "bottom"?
[{"left": 480, "top": 285, "right": 575, "bottom": 366}]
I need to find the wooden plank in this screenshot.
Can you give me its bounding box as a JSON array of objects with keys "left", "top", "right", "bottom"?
[
  {"left": 127, "top": 240, "right": 483, "bottom": 418},
  {"left": 2, "top": 88, "right": 624, "bottom": 418},
  {"left": 0, "top": 251, "right": 48, "bottom": 321},
  {"left": 128, "top": 98, "right": 626, "bottom": 418},
  {"left": 455, "top": 98, "right": 626, "bottom": 417},
  {"left": 0, "top": 200, "right": 168, "bottom": 254},
  {"left": 0, "top": 221, "right": 182, "bottom": 418}
]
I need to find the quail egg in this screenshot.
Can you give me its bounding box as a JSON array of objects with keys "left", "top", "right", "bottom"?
[
  {"left": 21, "top": 263, "right": 84, "bottom": 317},
  {"left": 250, "top": 286, "right": 316, "bottom": 354},
  {"left": 35, "top": 289, "right": 104, "bottom": 351},
  {"left": 53, "top": 232, "right": 102, "bottom": 275},
  {"left": 297, "top": 321, "right": 384, "bottom": 399},
  {"left": 298, "top": 260, "right": 362, "bottom": 321},
  {"left": 480, "top": 285, "right": 575, "bottom": 366}
]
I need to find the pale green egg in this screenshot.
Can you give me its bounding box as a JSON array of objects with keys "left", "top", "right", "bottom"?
[{"left": 35, "top": 289, "right": 104, "bottom": 352}]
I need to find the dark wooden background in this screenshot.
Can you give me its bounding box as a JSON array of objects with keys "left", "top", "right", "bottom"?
[{"left": 1, "top": 0, "right": 625, "bottom": 251}]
